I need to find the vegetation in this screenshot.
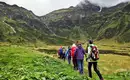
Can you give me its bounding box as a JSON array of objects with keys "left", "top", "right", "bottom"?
[
  {"left": 0, "top": 43, "right": 130, "bottom": 80},
  {"left": 0, "top": 2, "right": 130, "bottom": 44},
  {"left": 0, "top": 45, "right": 89, "bottom": 80},
  {"left": 0, "top": 2, "right": 130, "bottom": 80},
  {"left": 42, "top": 2, "right": 130, "bottom": 43}
]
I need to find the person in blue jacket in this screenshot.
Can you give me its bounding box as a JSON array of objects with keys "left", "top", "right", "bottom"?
[
  {"left": 58, "top": 46, "right": 63, "bottom": 59},
  {"left": 65, "top": 46, "right": 71, "bottom": 64}
]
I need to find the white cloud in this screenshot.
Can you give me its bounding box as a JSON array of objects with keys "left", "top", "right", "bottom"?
[
  {"left": 0, "top": 0, "right": 129, "bottom": 16},
  {"left": 87, "top": 0, "right": 130, "bottom": 7},
  {"left": 0, "top": 0, "right": 81, "bottom": 16}
]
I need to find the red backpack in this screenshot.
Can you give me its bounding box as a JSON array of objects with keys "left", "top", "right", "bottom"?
[{"left": 90, "top": 46, "right": 99, "bottom": 60}]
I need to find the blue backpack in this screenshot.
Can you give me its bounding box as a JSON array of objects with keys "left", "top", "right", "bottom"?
[
  {"left": 59, "top": 48, "right": 63, "bottom": 55},
  {"left": 68, "top": 49, "right": 71, "bottom": 58}
]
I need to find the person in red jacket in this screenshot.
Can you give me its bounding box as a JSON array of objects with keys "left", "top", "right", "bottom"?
[{"left": 71, "top": 43, "right": 78, "bottom": 70}]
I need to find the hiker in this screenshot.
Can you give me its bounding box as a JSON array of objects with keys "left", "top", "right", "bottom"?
[
  {"left": 62, "top": 47, "right": 66, "bottom": 61},
  {"left": 71, "top": 43, "right": 78, "bottom": 70},
  {"left": 76, "top": 41, "right": 79, "bottom": 46},
  {"left": 75, "top": 43, "right": 86, "bottom": 74},
  {"left": 65, "top": 46, "right": 71, "bottom": 64},
  {"left": 58, "top": 46, "right": 63, "bottom": 59},
  {"left": 87, "top": 40, "right": 104, "bottom": 80}
]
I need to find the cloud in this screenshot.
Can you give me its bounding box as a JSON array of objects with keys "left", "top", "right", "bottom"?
[
  {"left": 87, "top": 0, "right": 130, "bottom": 7},
  {"left": 0, "top": 0, "right": 52, "bottom": 16},
  {"left": 0, "top": 0, "right": 81, "bottom": 16},
  {"left": 0, "top": 0, "right": 130, "bottom": 16}
]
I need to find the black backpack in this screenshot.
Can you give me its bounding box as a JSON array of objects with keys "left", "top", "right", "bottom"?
[{"left": 68, "top": 49, "right": 71, "bottom": 58}]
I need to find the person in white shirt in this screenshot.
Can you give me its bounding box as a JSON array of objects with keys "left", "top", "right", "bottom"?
[{"left": 87, "top": 40, "right": 104, "bottom": 80}]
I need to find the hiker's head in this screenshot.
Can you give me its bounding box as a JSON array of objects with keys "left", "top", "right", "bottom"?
[
  {"left": 60, "top": 46, "right": 62, "bottom": 48},
  {"left": 77, "top": 43, "right": 82, "bottom": 48},
  {"left": 88, "top": 40, "right": 93, "bottom": 44},
  {"left": 72, "top": 44, "right": 76, "bottom": 47},
  {"left": 76, "top": 41, "right": 79, "bottom": 44},
  {"left": 62, "top": 47, "right": 65, "bottom": 49}
]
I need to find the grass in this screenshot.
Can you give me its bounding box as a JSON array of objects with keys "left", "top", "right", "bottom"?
[
  {"left": 0, "top": 41, "right": 130, "bottom": 80},
  {"left": 53, "top": 8, "right": 73, "bottom": 14},
  {"left": 0, "top": 45, "right": 88, "bottom": 80},
  {"left": 98, "top": 54, "right": 130, "bottom": 74},
  {"left": 95, "top": 39, "right": 130, "bottom": 53}
]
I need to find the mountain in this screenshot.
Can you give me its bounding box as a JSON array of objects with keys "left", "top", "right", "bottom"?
[
  {"left": 0, "top": 1, "right": 130, "bottom": 44},
  {"left": 41, "top": 0, "right": 130, "bottom": 43},
  {"left": 0, "top": 2, "right": 72, "bottom": 45}
]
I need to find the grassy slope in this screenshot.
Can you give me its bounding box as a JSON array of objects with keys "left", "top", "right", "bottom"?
[
  {"left": 0, "top": 45, "right": 88, "bottom": 80},
  {"left": 0, "top": 43, "right": 130, "bottom": 80},
  {"left": 84, "top": 54, "right": 130, "bottom": 80}
]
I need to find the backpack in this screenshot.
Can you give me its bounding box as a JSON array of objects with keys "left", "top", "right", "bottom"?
[
  {"left": 90, "top": 46, "right": 99, "bottom": 60},
  {"left": 71, "top": 47, "right": 77, "bottom": 57},
  {"left": 58, "top": 48, "right": 63, "bottom": 55},
  {"left": 68, "top": 49, "right": 71, "bottom": 58}
]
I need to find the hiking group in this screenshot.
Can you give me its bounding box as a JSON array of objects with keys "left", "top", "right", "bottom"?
[{"left": 58, "top": 40, "right": 104, "bottom": 80}]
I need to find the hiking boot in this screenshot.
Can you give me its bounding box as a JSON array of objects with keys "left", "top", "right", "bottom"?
[
  {"left": 100, "top": 78, "right": 104, "bottom": 80},
  {"left": 80, "top": 72, "right": 84, "bottom": 75},
  {"left": 74, "top": 67, "right": 78, "bottom": 70}
]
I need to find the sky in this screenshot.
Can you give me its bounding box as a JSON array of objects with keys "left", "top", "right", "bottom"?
[{"left": 0, "top": 0, "right": 130, "bottom": 16}]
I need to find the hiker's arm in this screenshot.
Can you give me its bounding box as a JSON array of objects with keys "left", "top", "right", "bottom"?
[
  {"left": 83, "top": 49, "right": 85, "bottom": 54},
  {"left": 87, "top": 47, "right": 91, "bottom": 58},
  {"left": 65, "top": 50, "right": 68, "bottom": 57},
  {"left": 74, "top": 49, "right": 77, "bottom": 57},
  {"left": 57, "top": 50, "right": 59, "bottom": 55},
  {"left": 83, "top": 49, "right": 87, "bottom": 57},
  {"left": 85, "top": 47, "right": 88, "bottom": 53}
]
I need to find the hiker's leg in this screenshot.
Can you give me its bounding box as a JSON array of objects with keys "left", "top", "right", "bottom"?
[
  {"left": 59, "top": 54, "right": 61, "bottom": 58},
  {"left": 73, "top": 58, "right": 78, "bottom": 70},
  {"left": 63, "top": 54, "right": 65, "bottom": 61},
  {"left": 80, "top": 59, "right": 84, "bottom": 74},
  {"left": 72, "top": 58, "right": 75, "bottom": 69},
  {"left": 70, "top": 57, "right": 71, "bottom": 64},
  {"left": 93, "top": 62, "right": 103, "bottom": 80},
  {"left": 62, "top": 54, "right": 65, "bottom": 61},
  {"left": 68, "top": 57, "right": 71, "bottom": 64},
  {"left": 67, "top": 57, "right": 69, "bottom": 64},
  {"left": 77, "top": 59, "right": 81, "bottom": 73},
  {"left": 88, "top": 62, "right": 92, "bottom": 78},
  {"left": 74, "top": 58, "right": 77, "bottom": 70},
  {"left": 64, "top": 57, "right": 65, "bottom": 61},
  {"left": 60, "top": 53, "right": 62, "bottom": 58},
  {"left": 75, "top": 58, "right": 78, "bottom": 70},
  {"left": 62, "top": 54, "right": 64, "bottom": 59}
]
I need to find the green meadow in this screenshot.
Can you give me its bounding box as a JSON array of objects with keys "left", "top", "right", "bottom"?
[{"left": 0, "top": 41, "right": 130, "bottom": 80}]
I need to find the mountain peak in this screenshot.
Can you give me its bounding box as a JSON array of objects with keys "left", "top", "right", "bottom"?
[
  {"left": 76, "top": 0, "right": 100, "bottom": 12},
  {"left": 0, "top": 1, "right": 7, "bottom": 5}
]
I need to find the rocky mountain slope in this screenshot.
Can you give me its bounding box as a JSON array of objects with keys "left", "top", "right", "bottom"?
[
  {"left": 0, "top": 2, "right": 72, "bottom": 45},
  {"left": 42, "top": 0, "right": 130, "bottom": 43},
  {"left": 0, "top": 0, "right": 130, "bottom": 44}
]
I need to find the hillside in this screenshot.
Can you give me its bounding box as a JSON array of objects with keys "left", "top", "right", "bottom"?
[
  {"left": 41, "top": 1, "right": 130, "bottom": 43},
  {"left": 0, "top": 45, "right": 130, "bottom": 80},
  {"left": 0, "top": 1, "right": 130, "bottom": 80},
  {"left": 0, "top": 1, "right": 130, "bottom": 44},
  {"left": 0, "top": 2, "right": 72, "bottom": 45},
  {"left": 0, "top": 45, "right": 88, "bottom": 80}
]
